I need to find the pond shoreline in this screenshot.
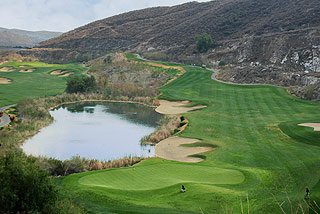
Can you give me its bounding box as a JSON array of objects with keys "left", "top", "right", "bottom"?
[
  {"left": 22, "top": 100, "right": 161, "bottom": 161},
  {"left": 49, "top": 99, "right": 158, "bottom": 111}
]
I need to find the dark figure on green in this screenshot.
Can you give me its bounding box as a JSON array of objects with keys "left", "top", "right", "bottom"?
[
  {"left": 181, "top": 185, "right": 186, "bottom": 193},
  {"left": 305, "top": 186, "right": 310, "bottom": 199}
]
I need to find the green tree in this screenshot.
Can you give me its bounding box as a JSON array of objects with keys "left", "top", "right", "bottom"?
[
  {"left": 0, "top": 152, "right": 58, "bottom": 213},
  {"left": 104, "top": 55, "right": 113, "bottom": 64},
  {"left": 219, "top": 60, "right": 227, "bottom": 66},
  {"left": 66, "top": 75, "right": 97, "bottom": 93},
  {"left": 196, "top": 33, "right": 214, "bottom": 53},
  {"left": 83, "top": 53, "right": 92, "bottom": 62},
  {"left": 75, "top": 53, "right": 83, "bottom": 62}
]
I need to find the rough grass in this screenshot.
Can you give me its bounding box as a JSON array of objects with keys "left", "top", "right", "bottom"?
[
  {"left": 279, "top": 121, "right": 320, "bottom": 147},
  {"left": 0, "top": 61, "right": 85, "bottom": 107},
  {"left": 58, "top": 56, "right": 320, "bottom": 213}
]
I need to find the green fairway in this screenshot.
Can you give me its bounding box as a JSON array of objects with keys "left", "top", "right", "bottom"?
[
  {"left": 0, "top": 61, "right": 85, "bottom": 107},
  {"left": 57, "top": 56, "right": 320, "bottom": 213}
]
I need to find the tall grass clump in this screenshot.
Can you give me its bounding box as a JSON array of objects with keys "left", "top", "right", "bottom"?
[
  {"left": 36, "top": 155, "right": 144, "bottom": 176},
  {"left": 141, "top": 115, "right": 181, "bottom": 144}
]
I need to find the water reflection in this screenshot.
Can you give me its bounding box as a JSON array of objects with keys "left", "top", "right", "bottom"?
[
  {"left": 59, "top": 102, "right": 162, "bottom": 127},
  {"left": 22, "top": 102, "right": 162, "bottom": 161}
]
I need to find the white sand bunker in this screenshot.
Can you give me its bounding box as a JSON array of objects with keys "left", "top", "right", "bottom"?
[
  {"left": 59, "top": 72, "right": 74, "bottom": 77},
  {"left": 156, "top": 136, "right": 213, "bottom": 163},
  {"left": 19, "top": 69, "right": 35, "bottom": 73},
  {"left": 298, "top": 123, "right": 320, "bottom": 131},
  {"left": 50, "top": 70, "right": 68, "bottom": 75},
  {"left": 0, "top": 77, "right": 12, "bottom": 84},
  {"left": 155, "top": 100, "right": 206, "bottom": 115},
  {"left": 0, "top": 67, "right": 16, "bottom": 72}
]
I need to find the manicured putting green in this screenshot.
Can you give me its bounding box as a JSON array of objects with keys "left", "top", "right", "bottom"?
[{"left": 79, "top": 163, "right": 244, "bottom": 190}]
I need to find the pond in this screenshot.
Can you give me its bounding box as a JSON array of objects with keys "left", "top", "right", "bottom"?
[{"left": 22, "top": 102, "right": 163, "bottom": 161}]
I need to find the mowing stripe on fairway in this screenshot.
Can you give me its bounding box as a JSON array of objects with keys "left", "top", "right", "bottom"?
[{"left": 59, "top": 57, "right": 320, "bottom": 213}]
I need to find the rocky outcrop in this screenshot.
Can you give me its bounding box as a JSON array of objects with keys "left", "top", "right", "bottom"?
[{"left": 8, "top": 0, "right": 320, "bottom": 99}]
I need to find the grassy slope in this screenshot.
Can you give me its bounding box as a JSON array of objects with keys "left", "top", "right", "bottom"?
[
  {"left": 58, "top": 57, "right": 320, "bottom": 213},
  {"left": 0, "top": 61, "right": 84, "bottom": 107}
]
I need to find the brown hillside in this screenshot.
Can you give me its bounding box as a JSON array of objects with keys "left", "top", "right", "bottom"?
[
  {"left": 0, "top": 31, "right": 34, "bottom": 47},
  {"left": 17, "top": 0, "right": 320, "bottom": 99},
  {"left": 35, "top": 0, "right": 319, "bottom": 53}
]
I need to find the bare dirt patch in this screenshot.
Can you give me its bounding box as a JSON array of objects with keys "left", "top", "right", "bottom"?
[
  {"left": 0, "top": 67, "right": 16, "bottom": 72},
  {"left": 0, "top": 77, "right": 12, "bottom": 84},
  {"left": 50, "top": 70, "right": 68, "bottom": 75},
  {"left": 155, "top": 100, "right": 206, "bottom": 115},
  {"left": 145, "top": 62, "right": 186, "bottom": 73},
  {"left": 156, "top": 136, "right": 213, "bottom": 162},
  {"left": 298, "top": 123, "right": 320, "bottom": 131},
  {"left": 19, "top": 68, "right": 35, "bottom": 73},
  {"left": 141, "top": 62, "right": 186, "bottom": 86},
  {"left": 59, "top": 72, "right": 74, "bottom": 77}
]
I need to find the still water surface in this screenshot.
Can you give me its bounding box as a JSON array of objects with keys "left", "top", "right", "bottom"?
[{"left": 22, "top": 102, "right": 162, "bottom": 161}]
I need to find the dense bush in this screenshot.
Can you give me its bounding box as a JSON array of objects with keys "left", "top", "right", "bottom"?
[
  {"left": 66, "top": 75, "right": 97, "bottom": 93},
  {"left": 0, "top": 152, "right": 58, "bottom": 213},
  {"left": 219, "top": 60, "right": 227, "bottom": 66},
  {"left": 196, "top": 33, "right": 214, "bottom": 53}
]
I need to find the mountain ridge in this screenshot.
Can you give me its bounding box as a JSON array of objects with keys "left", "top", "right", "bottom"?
[
  {"left": 14, "top": 0, "right": 320, "bottom": 99},
  {"left": 0, "top": 27, "right": 62, "bottom": 48}
]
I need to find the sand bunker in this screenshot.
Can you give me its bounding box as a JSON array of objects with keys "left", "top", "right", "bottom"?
[
  {"left": 0, "top": 67, "right": 16, "bottom": 72},
  {"left": 156, "top": 136, "right": 213, "bottom": 162},
  {"left": 19, "top": 69, "right": 35, "bottom": 73},
  {"left": 155, "top": 100, "right": 206, "bottom": 115},
  {"left": 50, "top": 70, "right": 68, "bottom": 75},
  {"left": 0, "top": 77, "right": 12, "bottom": 84},
  {"left": 59, "top": 72, "right": 74, "bottom": 77},
  {"left": 19, "top": 65, "right": 28, "bottom": 68},
  {"left": 298, "top": 123, "right": 320, "bottom": 131}
]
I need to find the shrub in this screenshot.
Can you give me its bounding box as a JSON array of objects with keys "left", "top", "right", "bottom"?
[
  {"left": 63, "top": 155, "right": 87, "bottom": 175},
  {"left": 304, "top": 86, "right": 315, "bottom": 100},
  {"left": 180, "top": 122, "right": 187, "bottom": 127},
  {"left": 104, "top": 55, "right": 113, "bottom": 64},
  {"left": 141, "top": 116, "right": 181, "bottom": 144},
  {"left": 0, "top": 152, "right": 58, "bottom": 213},
  {"left": 66, "top": 75, "right": 97, "bottom": 93},
  {"left": 219, "top": 60, "right": 227, "bottom": 66},
  {"left": 196, "top": 33, "right": 215, "bottom": 53}
]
